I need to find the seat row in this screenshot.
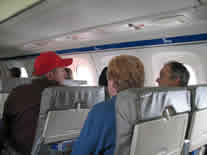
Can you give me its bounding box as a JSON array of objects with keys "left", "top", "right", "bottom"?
[
  {"left": 28, "top": 85, "right": 207, "bottom": 155},
  {"left": 115, "top": 85, "right": 207, "bottom": 155},
  {"left": 0, "top": 78, "right": 87, "bottom": 93},
  {"left": 0, "top": 78, "right": 87, "bottom": 116},
  {"left": 1, "top": 79, "right": 207, "bottom": 155}
]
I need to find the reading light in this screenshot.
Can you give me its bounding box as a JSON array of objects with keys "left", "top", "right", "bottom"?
[{"left": 128, "top": 23, "right": 145, "bottom": 30}]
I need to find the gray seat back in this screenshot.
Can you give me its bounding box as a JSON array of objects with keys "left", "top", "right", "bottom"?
[
  {"left": 32, "top": 86, "right": 105, "bottom": 155},
  {"left": 115, "top": 87, "right": 191, "bottom": 155},
  {"left": 62, "top": 80, "right": 87, "bottom": 86},
  {"left": 187, "top": 85, "right": 207, "bottom": 151},
  {"left": 188, "top": 85, "right": 207, "bottom": 110},
  {"left": 42, "top": 108, "right": 90, "bottom": 144},
  {"left": 130, "top": 113, "right": 188, "bottom": 155}
]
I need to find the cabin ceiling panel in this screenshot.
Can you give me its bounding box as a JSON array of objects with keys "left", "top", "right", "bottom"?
[
  {"left": 0, "top": 0, "right": 44, "bottom": 22},
  {"left": 0, "top": 0, "right": 204, "bottom": 58},
  {"left": 17, "top": 22, "right": 207, "bottom": 53},
  {"left": 0, "top": 0, "right": 195, "bottom": 44}
]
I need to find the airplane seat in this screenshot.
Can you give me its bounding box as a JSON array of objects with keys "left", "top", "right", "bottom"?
[
  {"left": 31, "top": 86, "right": 105, "bottom": 155},
  {"left": 62, "top": 79, "right": 87, "bottom": 86},
  {"left": 115, "top": 87, "right": 191, "bottom": 155},
  {"left": 0, "top": 78, "right": 31, "bottom": 93},
  {"left": 130, "top": 113, "right": 189, "bottom": 155},
  {"left": 186, "top": 85, "right": 207, "bottom": 152}
]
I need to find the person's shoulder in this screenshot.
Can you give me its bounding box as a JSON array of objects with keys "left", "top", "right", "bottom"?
[
  {"left": 9, "top": 83, "right": 33, "bottom": 95},
  {"left": 92, "top": 96, "right": 116, "bottom": 113},
  {"left": 12, "top": 83, "right": 29, "bottom": 90}
]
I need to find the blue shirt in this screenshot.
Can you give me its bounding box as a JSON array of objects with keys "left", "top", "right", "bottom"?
[{"left": 71, "top": 96, "right": 116, "bottom": 155}]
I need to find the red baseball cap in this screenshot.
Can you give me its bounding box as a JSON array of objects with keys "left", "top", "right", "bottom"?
[{"left": 33, "top": 51, "right": 73, "bottom": 76}]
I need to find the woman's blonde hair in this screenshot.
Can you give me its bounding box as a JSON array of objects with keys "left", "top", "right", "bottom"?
[{"left": 107, "top": 55, "right": 144, "bottom": 93}]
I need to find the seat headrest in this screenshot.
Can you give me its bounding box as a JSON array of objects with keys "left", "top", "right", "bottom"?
[
  {"left": 116, "top": 87, "right": 190, "bottom": 121},
  {"left": 40, "top": 86, "right": 105, "bottom": 114},
  {"left": 188, "top": 85, "right": 207, "bottom": 110},
  {"left": 62, "top": 80, "right": 87, "bottom": 86}
]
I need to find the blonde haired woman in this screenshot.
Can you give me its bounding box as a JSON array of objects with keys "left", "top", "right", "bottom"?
[{"left": 71, "top": 55, "right": 145, "bottom": 155}]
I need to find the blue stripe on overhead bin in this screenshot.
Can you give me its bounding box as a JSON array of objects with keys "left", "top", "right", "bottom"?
[
  {"left": 94, "top": 38, "right": 163, "bottom": 51},
  {"left": 56, "top": 46, "right": 95, "bottom": 55},
  {"left": 55, "top": 33, "right": 207, "bottom": 53},
  {"left": 168, "top": 33, "right": 207, "bottom": 44},
  {"left": 0, "top": 33, "right": 207, "bottom": 61}
]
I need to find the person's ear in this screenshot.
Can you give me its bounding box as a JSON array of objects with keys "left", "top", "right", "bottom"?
[
  {"left": 108, "top": 79, "right": 117, "bottom": 96},
  {"left": 46, "top": 71, "right": 54, "bottom": 80},
  {"left": 174, "top": 77, "right": 181, "bottom": 86}
]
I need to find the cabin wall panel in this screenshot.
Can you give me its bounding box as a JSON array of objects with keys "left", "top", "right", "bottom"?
[
  {"left": 91, "top": 49, "right": 154, "bottom": 86},
  {"left": 62, "top": 53, "right": 98, "bottom": 86},
  {"left": 90, "top": 43, "right": 207, "bottom": 86},
  {"left": 1, "top": 43, "right": 207, "bottom": 87}
]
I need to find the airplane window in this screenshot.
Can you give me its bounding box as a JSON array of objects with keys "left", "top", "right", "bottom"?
[
  {"left": 76, "top": 65, "right": 94, "bottom": 86},
  {"left": 183, "top": 64, "right": 197, "bottom": 85},
  {"left": 20, "top": 67, "right": 28, "bottom": 78}
]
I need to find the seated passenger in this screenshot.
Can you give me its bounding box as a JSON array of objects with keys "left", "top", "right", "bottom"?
[
  {"left": 1, "top": 51, "right": 72, "bottom": 155},
  {"left": 98, "top": 67, "right": 110, "bottom": 99},
  {"left": 9, "top": 67, "right": 21, "bottom": 78},
  {"left": 156, "top": 61, "right": 190, "bottom": 87},
  {"left": 65, "top": 68, "right": 73, "bottom": 80},
  {"left": 63, "top": 68, "right": 82, "bottom": 86},
  {"left": 98, "top": 67, "right": 108, "bottom": 87},
  {"left": 71, "top": 55, "right": 144, "bottom": 155}
]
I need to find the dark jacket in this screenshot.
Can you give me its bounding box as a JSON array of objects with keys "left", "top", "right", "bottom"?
[{"left": 2, "top": 78, "right": 60, "bottom": 155}]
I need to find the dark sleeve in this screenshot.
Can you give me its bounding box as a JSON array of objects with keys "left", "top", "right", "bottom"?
[
  {"left": 0, "top": 91, "right": 15, "bottom": 147},
  {"left": 0, "top": 118, "right": 7, "bottom": 151},
  {"left": 3, "top": 89, "right": 18, "bottom": 119},
  {"left": 0, "top": 94, "right": 11, "bottom": 153}
]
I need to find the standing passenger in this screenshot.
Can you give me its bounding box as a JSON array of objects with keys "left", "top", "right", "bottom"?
[
  {"left": 71, "top": 55, "right": 144, "bottom": 155},
  {"left": 1, "top": 51, "right": 72, "bottom": 155}
]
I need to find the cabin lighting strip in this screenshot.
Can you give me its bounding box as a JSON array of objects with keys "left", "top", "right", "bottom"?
[{"left": 0, "top": 33, "right": 207, "bottom": 61}]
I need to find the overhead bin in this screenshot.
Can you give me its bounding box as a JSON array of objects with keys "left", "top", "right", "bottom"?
[
  {"left": 0, "top": 0, "right": 202, "bottom": 57},
  {"left": 0, "top": 0, "right": 196, "bottom": 42}
]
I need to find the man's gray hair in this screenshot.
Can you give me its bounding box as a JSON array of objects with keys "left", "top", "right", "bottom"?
[{"left": 166, "top": 61, "right": 190, "bottom": 86}]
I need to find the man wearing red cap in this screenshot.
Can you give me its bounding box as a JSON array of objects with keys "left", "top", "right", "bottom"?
[{"left": 1, "top": 51, "right": 72, "bottom": 155}]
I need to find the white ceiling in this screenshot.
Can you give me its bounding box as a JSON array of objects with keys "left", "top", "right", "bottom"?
[{"left": 0, "top": 0, "right": 206, "bottom": 58}]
